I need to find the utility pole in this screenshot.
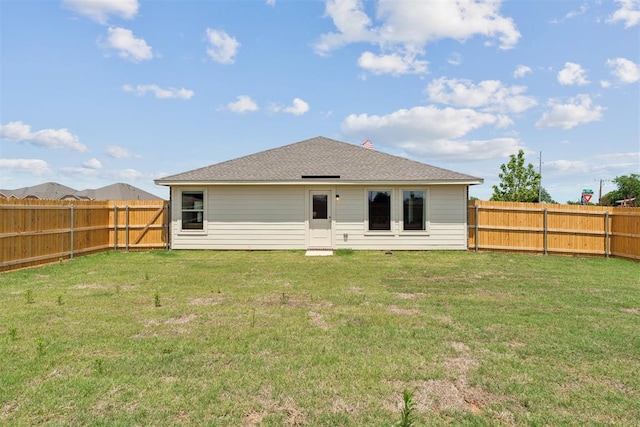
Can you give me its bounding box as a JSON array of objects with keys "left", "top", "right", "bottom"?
[
  {"left": 599, "top": 179, "right": 603, "bottom": 204},
  {"left": 538, "top": 151, "right": 542, "bottom": 203}
]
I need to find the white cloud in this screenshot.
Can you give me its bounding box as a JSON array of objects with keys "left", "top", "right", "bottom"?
[
  {"left": 606, "top": 57, "right": 640, "bottom": 84},
  {"left": 357, "top": 51, "right": 427, "bottom": 75},
  {"left": 535, "top": 94, "right": 604, "bottom": 130},
  {"left": 226, "top": 95, "right": 259, "bottom": 113},
  {"left": 545, "top": 152, "right": 640, "bottom": 175},
  {"left": 83, "top": 158, "right": 103, "bottom": 169},
  {"left": 557, "top": 62, "right": 589, "bottom": 85},
  {"left": 608, "top": 0, "right": 640, "bottom": 28},
  {"left": 549, "top": 3, "right": 590, "bottom": 24},
  {"left": 513, "top": 65, "right": 532, "bottom": 78},
  {"left": 544, "top": 159, "right": 590, "bottom": 174},
  {"left": 0, "top": 121, "right": 88, "bottom": 152},
  {"left": 205, "top": 28, "right": 240, "bottom": 64},
  {"left": 447, "top": 52, "right": 462, "bottom": 66},
  {"left": 600, "top": 80, "right": 612, "bottom": 88},
  {"left": 314, "top": 0, "right": 519, "bottom": 75},
  {"left": 109, "top": 168, "right": 145, "bottom": 180},
  {"left": 314, "top": 0, "right": 375, "bottom": 54},
  {"left": 271, "top": 98, "right": 310, "bottom": 116},
  {"left": 0, "top": 159, "right": 51, "bottom": 175},
  {"left": 103, "top": 27, "right": 153, "bottom": 62},
  {"left": 62, "top": 0, "right": 139, "bottom": 24},
  {"left": 122, "top": 84, "right": 194, "bottom": 99},
  {"left": 341, "top": 105, "right": 520, "bottom": 160},
  {"left": 283, "top": 98, "right": 310, "bottom": 115},
  {"left": 105, "top": 145, "right": 138, "bottom": 159},
  {"left": 266, "top": 0, "right": 276, "bottom": 6},
  {"left": 426, "top": 77, "right": 537, "bottom": 114}
]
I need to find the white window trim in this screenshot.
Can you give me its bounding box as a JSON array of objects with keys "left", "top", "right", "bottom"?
[
  {"left": 178, "top": 188, "right": 207, "bottom": 235},
  {"left": 399, "top": 188, "right": 430, "bottom": 235},
  {"left": 364, "top": 188, "right": 395, "bottom": 235}
]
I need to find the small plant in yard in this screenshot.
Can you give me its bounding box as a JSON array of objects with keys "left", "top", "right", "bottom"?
[
  {"left": 279, "top": 291, "right": 289, "bottom": 305},
  {"left": 143, "top": 272, "right": 149, "bottom": 281},
  {"left": 154, "top": 291, "right": 161, "bottom": 307},
  {"left": 24, "top": 289, "right": 34, "bottom": 304},
  {"left": 35, "top": 338, "right": 45, "bottom": 357},
  {"left": 397, "top": 390, "right": 416, "bottom": 427},
  {"left": 8, "top": 327, "right": 17, "bottom": 341},
  {"left": 93, "top": 358, "right": 104, "bottom": 374},
  {"left": 57, "top": 295, "right": 63, "bottom": 305},
  {"left": 250, "top": 308, "right": 256, "bottom": 327}
]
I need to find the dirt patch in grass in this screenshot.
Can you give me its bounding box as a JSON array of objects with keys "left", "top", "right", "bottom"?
[
  {"left": 308, "top": 311, "right": 329, "bottom": 330},
  {"left": 386, "top": 341, "right": 506, "bottom": 419},
  {"left": 331, "top": 397, "right": 361, "bottom": 415},
  {"left": 1, "top": 401, "right": 20, "bottom": 420},
  {"left": 394, "top": 292, "right": 424, "bottom": 300},
  {"left": 620, "top": 307, "right": 639, "bottom": 315},
  {"left": 165, "top": 313, "right": 197, "bottom": 325},
  {"left": 72, "top": 283, "right": 110, "bottom": 290},
  {"left": 244, "top": 396, "right": 305, "bottom": 426},
  {"left": 255, "top": 293, "right": 312, "bottom": 308},
  {"left": 387, "top": 305, "right": 420, "bottom": 316},
  {"left": 189, "top": 297, "right": 223, "bottom": 306}
]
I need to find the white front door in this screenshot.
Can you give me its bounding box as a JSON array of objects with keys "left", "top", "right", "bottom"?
[{"left": 309, "top": 190, "right": 332, "bottom": 248}]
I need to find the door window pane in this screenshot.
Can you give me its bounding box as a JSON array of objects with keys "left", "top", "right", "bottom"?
[
  {"left": 368, "top": 190, "right": 391, "bottom": 230},
  {"left": 403, "top": 190, "right": 425, "bottom": 230},
  {"left": 312, "top": 194, "right": 328, "bottom": 219}
]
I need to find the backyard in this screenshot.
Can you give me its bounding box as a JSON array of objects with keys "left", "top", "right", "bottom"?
[{"left": 1, "top": 250, "right": 639, "bottom": 425}]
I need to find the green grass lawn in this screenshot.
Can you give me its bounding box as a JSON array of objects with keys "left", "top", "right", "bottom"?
[{"left": 1, "top": 250, "right": 639, "bottom": 426}]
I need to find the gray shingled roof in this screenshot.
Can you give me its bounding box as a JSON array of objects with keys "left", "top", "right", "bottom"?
[
  {"left": 76, "top": 183, "right": 163, "bottom": 201},
  {"left": 1, "top": 182, "right": 163, "bottom": 200},
  {"left": 155, "top": 136, "right": 483, "bottom": 184}
]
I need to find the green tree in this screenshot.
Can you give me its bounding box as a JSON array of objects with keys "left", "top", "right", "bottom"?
[
  {"left": 600, "top": 174, "right": 640, "bottom": 206},
  {"left": 491, "top": 150, "right": 541, "bottom": 202},
  {"left": 539, "top": 187, "right": 557, "bottom": 204}
]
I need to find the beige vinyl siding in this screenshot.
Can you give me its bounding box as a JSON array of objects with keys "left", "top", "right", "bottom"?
[
  {"left": 170, "top": 186, "right": 306, "bottom": 249},
  {"left": 334, "top": 185, "right": 468, "bottom": 250},
  {"left": 170, "top": 184, "right": 469, "bottom": 250}
]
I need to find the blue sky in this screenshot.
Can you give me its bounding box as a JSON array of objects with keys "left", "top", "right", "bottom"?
[{"left": 1, "top": 0, "right": 638, "bottom": 202}]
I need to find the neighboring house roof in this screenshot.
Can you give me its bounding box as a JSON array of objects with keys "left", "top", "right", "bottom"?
[
  {"left": 2, "top": 182, "right": 79, "bottom": 200},
  {"left": 76, "top": 183, "right": 163, "bottom": 201},
  {"left": 616, "top": 197, "right": 637, "bottom": 207},
  {"left": 1, "top": 182, "right": 164, "bottom": 200},
  {"left": 155, "top": 136, "right": 483, "bottom": 185}
]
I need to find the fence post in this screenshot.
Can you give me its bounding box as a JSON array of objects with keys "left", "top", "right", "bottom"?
[
  {"left": 474, "top": 204, "right": 479, "bottom": 253},
  {"left": 70, "top": 205, "right": 74, "bottom": 259},
  {"left": 164, "top": 202, "right": 170, "bottom": 250},
  {"left": 605, "top": 211, "right": 609, "bottom": 259},
  {"left": 125, "top": 205, "right": 130, "bottom": 251},
  {"left": 114, "top": 206, "right": 118, "bottom": 250},
  {"left": 543, "top": 208, "right": 548, "bottom": 255}
]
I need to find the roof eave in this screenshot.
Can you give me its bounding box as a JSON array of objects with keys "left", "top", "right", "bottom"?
[{"left": 154, "top": 179, "right": 484, "bottom": 186}]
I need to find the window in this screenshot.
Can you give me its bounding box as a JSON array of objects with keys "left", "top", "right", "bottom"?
[
  {"left": 403, "top": 190, "right": 425, "bottom": 231},
  {"left": 181, "top": 191, "right": 204, "bottom": 230},
  {"left": 312, "top": 194, "right": 328, "bottom": 219},
  {"left": 368, "top": 190, "right": 391, "bottom": 231}
]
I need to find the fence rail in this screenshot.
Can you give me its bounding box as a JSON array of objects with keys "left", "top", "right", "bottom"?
[
  {"left": 468, "top": 200, "right": 640, "bottom": 261},
  {"left": 0, "top": 199, "right": 169, "bottom": 272}
]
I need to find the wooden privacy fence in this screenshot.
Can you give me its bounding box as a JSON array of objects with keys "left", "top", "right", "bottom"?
[
  {"left": 468, "top": 200, "right": 640, "bottom": 261},
  {"left": 0, "top": 199, "right": 169, "bottom": 272}
]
